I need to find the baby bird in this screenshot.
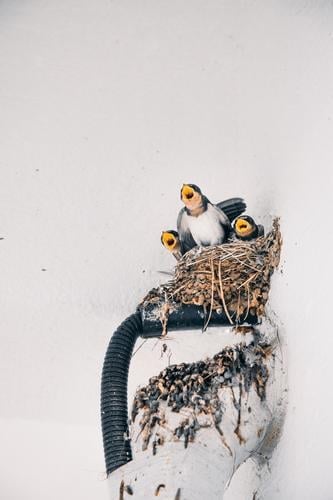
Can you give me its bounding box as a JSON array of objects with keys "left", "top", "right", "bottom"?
[
  {"left": 177, "top": 184, "right": 232, "bottom": 252},
  {"left": 233, "top": 215, "right": 264, "bottom": 241},
  {"left": 161, "top": 230, "right": 183, "bottom": 260}
]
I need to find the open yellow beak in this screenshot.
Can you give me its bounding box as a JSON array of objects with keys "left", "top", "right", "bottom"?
[
  {"left": 235, "top": 218, "right": 253, "bottom": 237},
  {"left": 181, "top": 184, "right": 194, "bottom": 200},
  {"left": 161, "top": 232, "right": 177, "bottom": 250}
]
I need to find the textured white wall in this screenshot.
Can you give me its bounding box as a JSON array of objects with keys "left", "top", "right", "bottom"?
[{"left": 1, "top": 1, "right": 332, "bottom": 499}]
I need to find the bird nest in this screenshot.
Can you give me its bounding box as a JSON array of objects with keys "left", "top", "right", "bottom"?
[{"left": 142, "top": 218, "right": 282, "bottom": 327}]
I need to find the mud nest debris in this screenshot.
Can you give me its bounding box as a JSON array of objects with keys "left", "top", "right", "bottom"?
[
  {"left": 142, "top": 218, "right": 282, "bottom": 327},
  {"left": 131, "top": 340, "right": 270, "bottom": 453}
]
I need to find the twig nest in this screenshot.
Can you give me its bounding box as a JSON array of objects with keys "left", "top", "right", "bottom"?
[{"left": 142, "top": 218, "right": 282, "bottom": 326}]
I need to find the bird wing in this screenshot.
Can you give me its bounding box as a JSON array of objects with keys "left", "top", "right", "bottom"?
[
  {"left": 177, "top": 208, "right": 197, "bottom": 253},
  {"left": 213, "top": 204, "right": 231, "bottom": 232},
  {"left": 216, "top": 197, "right": 246, "bottom": 223}
]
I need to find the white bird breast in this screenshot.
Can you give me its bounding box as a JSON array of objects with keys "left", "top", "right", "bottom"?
[{"left": 185, "top": 204, "right": 226, "bottom": 246}]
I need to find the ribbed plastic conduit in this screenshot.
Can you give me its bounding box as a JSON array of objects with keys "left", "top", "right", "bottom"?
[{"left": 101, "top": 312, "right": 142, "bottom": 475}]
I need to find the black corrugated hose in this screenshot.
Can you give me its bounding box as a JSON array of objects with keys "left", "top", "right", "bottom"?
[
  {"left": 101, "top": 305, "right": 258, "bottom": 475},
  {"left": 101, "top": 311, "right": 142, "bottom": 475}
]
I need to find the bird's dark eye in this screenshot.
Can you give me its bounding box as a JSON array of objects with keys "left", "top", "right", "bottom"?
[
  {"left": 186, "top": 192, "right": 194, "bottom": 199},
  {"left": 167, "top": 239, "right": 174, "bottom": 246}
]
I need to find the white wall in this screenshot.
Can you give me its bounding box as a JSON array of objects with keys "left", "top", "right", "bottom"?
[{"left": 1, "top": 1, "right": 332, "bottom": 499}]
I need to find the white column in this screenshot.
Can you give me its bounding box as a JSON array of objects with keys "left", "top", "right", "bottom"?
[{"left": 108, "top": 320, "right": 286, "bottom": 499}]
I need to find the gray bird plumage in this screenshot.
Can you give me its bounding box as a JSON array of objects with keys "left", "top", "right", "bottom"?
[
  {"left": 177, "top": 186, "right": 246, "bottom": 253},
  {"left": 177, "top": 201, "right": 231, "bottom": 251}
]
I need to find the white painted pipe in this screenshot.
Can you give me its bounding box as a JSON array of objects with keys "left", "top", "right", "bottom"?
[{"left": 108, "top": 319, "right": 286, "bottom": 499}]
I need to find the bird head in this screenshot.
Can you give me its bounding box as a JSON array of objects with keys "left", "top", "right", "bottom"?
[
  {"left": 180, "top": 184, "right": 203, "bottom": 210},
  {"left": 161, "top": 230, "right": 180, "bottom": 252},
  {"left": 234, "top": 216, "right": 257, "bottom": 239}
]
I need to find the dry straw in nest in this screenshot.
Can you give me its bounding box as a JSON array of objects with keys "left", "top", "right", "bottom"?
[{"left": 142, "top": 218, "right": 282, "bottom": 327}]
